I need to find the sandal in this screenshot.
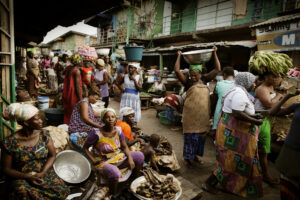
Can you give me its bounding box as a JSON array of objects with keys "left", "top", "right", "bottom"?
[
  {"left": 194, "top": 157, "right": 204, "bottom": 165},
  {"left": 201, "top": 183, "right": 219, "bottom": 194},
  {"left": 182, "top": 158, "right": 193, "bottom": 167}
]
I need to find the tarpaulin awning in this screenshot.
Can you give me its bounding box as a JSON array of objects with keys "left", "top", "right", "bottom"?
[{"left": 143, "top": 40, "right": 257, "bottom": 56}]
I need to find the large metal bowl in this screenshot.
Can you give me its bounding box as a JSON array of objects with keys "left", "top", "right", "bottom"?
[
  {"left": 182, "top": 49, "right": 214, "bottom": 64},
  {"left": 53, "top": 150, "right": 91, "bottom": 184}
]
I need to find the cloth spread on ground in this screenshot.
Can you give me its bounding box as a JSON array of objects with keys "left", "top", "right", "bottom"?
[
  {"left": 214, "top": 113, "right": 263, "bottom": 198},
  {"left": 2, "top": 130, "right": 70, "bottom": 199},
  {"left": 182, "top": 83, "right": 210, "bottom": 133}
]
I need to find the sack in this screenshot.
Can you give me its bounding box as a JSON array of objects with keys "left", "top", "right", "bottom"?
[{"left": 43, "top": 126, "right": 69, "bottom": 153}]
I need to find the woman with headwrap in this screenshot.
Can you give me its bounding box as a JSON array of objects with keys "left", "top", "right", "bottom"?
[
  {"left": 94, "top": 58, "right": 110, "bottom": 108},
  {"left": 203, "top": 72, "right": 264, "bottom": 198},
  {"left": 26, "top": 51, "right": 40, "bottom": 98},
  {"left": 83, "top": 108, "right": 144, "bottom": 198},
  {"left": 178, "top": 54, "right": 211, "bottom": 166},
  {"left": 174, "top": 46, "right": 221, "bottom": 92},
  {"left": 1, "top": 103, "right": 70, "bottom": 199},
  {"left": 63, "top": 54, "right": 83, "bottom": 124},
  {"left": 116, "top": 62, "right": 143, "bottom": 122}
]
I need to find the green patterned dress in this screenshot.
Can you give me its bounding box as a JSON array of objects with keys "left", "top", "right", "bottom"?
[{"left": 3, "top": 130, "right": 70, "bottom": 200}]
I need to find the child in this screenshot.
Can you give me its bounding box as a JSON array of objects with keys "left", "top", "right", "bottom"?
[{"left": 142, "top": 134, "right": 160, "bottom": 172}]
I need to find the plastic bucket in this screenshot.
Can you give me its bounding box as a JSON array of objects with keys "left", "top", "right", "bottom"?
[
  {"left": 124, "top": 46, "right": 144, "bottom": 61},
  {"left": 158, "top": 111, "right": 172, "bottom": 125},
  {"left": 37, "top": 96, "right": 50, "bottom": 110}
]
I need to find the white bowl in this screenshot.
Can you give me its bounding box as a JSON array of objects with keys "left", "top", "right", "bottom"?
[
  {"left": 130, "top": 176, "right": 182, "bottom": 200},
  {"left": 96, "top": 48, "right": 110, "bottom": 56},
  {"left": 53, "top": 150, "right": 91, "bottom": 184}
]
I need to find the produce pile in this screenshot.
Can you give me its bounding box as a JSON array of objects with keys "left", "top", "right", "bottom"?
[
  {"left": 43, "top": 126, "right": 69, "bottom": 153},
  {"left": 288, "top": 67, "right": 300, "bottom": 78},
  {"left": 135, "top": 167, "right": 181, "bottom": 200},
  {"left": 155, "top": 137, "right": 172, "bottom": 156},
  {"left": 78, "top": 46, "right": 98, "bottom": 60},
  {"left": 249, "top": 51, "right": 293, "bottom": 77}
]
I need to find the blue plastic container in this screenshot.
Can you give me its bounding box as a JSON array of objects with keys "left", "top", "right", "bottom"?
[
  {"left": 124, "top": 46, "right": 144, "bottom": 61},
  {"left": 37, "top": 96, "right": 50, "bottom": 110}
]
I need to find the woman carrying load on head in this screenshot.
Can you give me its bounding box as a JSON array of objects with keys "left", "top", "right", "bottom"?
[
  {"left": 203, "top": 72, "right": 264, "bottom": 198},
  {"left": 116, "top": 62, "right": 143, "bottom": 123},
  {"left": 1, "top": 103, "right": 70, "bottom": 199},
  {"left": 174, "top": 51, "right": 211, "bottom": 166},
  {"left": 83, "top": 108, "right": 144, "bottom": 198}
]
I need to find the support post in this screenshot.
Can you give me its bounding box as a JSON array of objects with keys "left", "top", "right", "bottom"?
[{"left": 159, "top": 53, "right": 163, "bottom": 76}]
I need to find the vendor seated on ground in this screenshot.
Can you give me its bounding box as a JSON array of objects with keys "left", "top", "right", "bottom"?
[
  {"left": 149, "top": 77, "right": 166, "bottom": 95},
  {"left": 1, "top": 103, "right": 70, "bottom": 199},
  {"left": 83, "top": 108, "right": 144, "bottom": 199},
  {"left": 116, "top": 107, "right": 145, "bottom": 149},
  {"left": 142, "top": 134, "right": 160, "bottom": 172},
  {"left": 69, "top": 86, "right": 102, "bottom": 148},
  {"left": 164, "top": 94, "right": 183, "bottom": 131}
]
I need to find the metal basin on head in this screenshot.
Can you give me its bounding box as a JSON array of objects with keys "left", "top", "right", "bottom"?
[{"left": 182, "top": 49, "right": 214, "bottom": 64}]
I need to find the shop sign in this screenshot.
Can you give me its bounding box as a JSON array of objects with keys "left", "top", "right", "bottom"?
[{"left": 256, "top": 20, "right": 300, "bottom": 51}]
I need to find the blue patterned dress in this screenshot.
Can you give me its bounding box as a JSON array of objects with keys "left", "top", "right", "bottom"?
[
  {"left": 120, "top": 74, "right": 141, "bottom": 122},
  {"left": 69, "top": 98, "right": 99, "bottom": 133}
]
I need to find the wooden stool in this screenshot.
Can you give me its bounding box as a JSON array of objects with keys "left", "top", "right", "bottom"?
[{"left": 140, "top": 97, "right": 150, "bottom": 110}]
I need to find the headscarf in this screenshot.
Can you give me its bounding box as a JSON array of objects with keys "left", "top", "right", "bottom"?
[
  {"left": 234, "top": 72, "right": 256, "bottom": 90},
  {"left": 100, "top": 108, "right": 116, "bottom": 122},
  {"left": 3, "top": 103, "right": 39, "bottom": 122},
  {"left": 189, "top": 64, "right": 202, "bottom": 72},
  {"left": 71, "top": 54, "right": 82, "bottom": 65},
  {"left": 128, "top": 62, "right": 140, "bottom": 70},
  {"left": 119, "top": 107, "right": 135, "bottom": 119},
  {"left": 96, "top": 59, "right": 105, "bottom": 67}
]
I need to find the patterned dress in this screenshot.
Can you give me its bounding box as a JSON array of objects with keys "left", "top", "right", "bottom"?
[
  {"left": 214, "top": 113, "right": 263, "bottom": 198},
  {"left": 69, "top": 98, "right": 99, "bottom": 133},
  {"left": 3, "top": 130, "right": 70, "bottom": 200},
  {"left": 120, "top": 74, "right": 141, "bottom": 122}
]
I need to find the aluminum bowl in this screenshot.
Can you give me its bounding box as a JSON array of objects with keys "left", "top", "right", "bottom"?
[
  {"left": 53, "top": 150, "right": 91, "bottom": 184},
  {"left": 182, "top": 49, "right": 214, "bottom": 64}
]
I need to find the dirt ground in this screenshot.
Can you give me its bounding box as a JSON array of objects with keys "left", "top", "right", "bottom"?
[{"left": 110, "top": 99, "right": 281, "bottom": 200}]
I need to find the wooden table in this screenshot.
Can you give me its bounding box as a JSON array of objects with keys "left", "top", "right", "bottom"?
[{"left": 140, "top": 96, "right": 151, "bottom": 110}]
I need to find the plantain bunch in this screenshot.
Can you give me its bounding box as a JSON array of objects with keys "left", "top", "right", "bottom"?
[{"left": 248, "top": 51, "right": 293, "bottom": 77}]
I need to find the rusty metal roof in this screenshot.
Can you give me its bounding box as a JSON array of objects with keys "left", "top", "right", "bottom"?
[{"left": 250, "top": 13, "right": 300, "bottom": 28}]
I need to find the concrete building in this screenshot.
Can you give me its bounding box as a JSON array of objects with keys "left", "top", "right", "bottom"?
[{"left": 46, "top": 30, "right": 97, "bottom": 53}]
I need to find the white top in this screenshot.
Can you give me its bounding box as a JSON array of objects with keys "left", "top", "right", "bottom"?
[
  {"left": 254, "top": 93, "right": 276, "bottom": 111},
  {"left": 222, "top": 87, "right": 255, "bottom": 116}
]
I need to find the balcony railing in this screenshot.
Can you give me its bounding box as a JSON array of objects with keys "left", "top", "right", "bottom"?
[{"left": 98, "top": 1, "right": 234, "bottom": 45}]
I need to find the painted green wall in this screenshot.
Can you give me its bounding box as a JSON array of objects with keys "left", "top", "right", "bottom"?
[
  {"left": 153, "top": 0, "right": 165, "bottom": 35},
  {"left": 170, "top": 3, "right": 181, "bottom": 34},
  {"left": 181, "top": 0, "right": 197, "bottom": 32},
  {"left": 232, "top": 0, "right": 282, "bottom": 25}
]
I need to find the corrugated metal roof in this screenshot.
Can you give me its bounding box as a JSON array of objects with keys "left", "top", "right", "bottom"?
[
  {"left": 143, "top": 40, "right": 257, "bottom": 55},
  {"left": 250, "top": 13, "right": 300, "bottom": 28}
]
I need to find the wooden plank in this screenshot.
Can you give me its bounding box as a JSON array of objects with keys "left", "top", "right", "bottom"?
[{"left": 0, "top": 0, "right": 9, "bottom": 12}]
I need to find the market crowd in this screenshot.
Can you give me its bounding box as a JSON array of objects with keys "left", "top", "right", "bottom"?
[{"left": 1, "top": 47, "right": 300, "bottom": 200}]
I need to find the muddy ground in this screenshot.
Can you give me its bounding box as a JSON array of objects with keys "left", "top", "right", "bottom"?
[{"left": 110, "top": 99, "right": 280, "bottom": 200}]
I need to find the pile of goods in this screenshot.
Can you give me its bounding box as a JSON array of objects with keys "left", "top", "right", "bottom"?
[
  {"left": 288, "top": 67, "right": 300, "bottom": 78},
  {"left": 270, "top": 115, "right": 293, "bottom": 142},
  {"left": 16, "top": 90, "right": 31, "bottom": 102},
  {"left": 134, "top": 167, "right": 181, "bottom": 200},
  {"left": 155, "top": 137, "right": 180, "bottom": 171},
  {"left": 78, "top": 46, "right": 98, "bottom": 60},
  {"left": 249, "top": 51, "right": 293, "bottom": 76},
  {"left": 43, "top": 126, "right": 69, "bottom": 153},
  {"left": 89, "top": 186, "right": 111, "bottom": 200},
  {"left": 156, "top": 137, "right": 172, "bottom": 156},
  {"left": 140, "top": 92, "right": 151, "bottom": 98}
]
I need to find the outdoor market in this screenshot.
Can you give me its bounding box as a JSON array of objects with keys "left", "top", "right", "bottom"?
[{"left": 0, "top": 1, "right": 300, "bottom": 200}]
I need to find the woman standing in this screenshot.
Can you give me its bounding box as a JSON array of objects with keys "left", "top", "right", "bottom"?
[
  {"left": 1, "top": 103, "right": 70, "bottom": 199},
  {"left": 63, "top": 54, "right": 83, "bottom": 124},
  {"left": 174, "top": 50, "right": 211, "bottom": 166},
  {"left": 255, "top": 72, "right": 282, "bottom": 185},
  {"left": 269, "top": 90, "right": 300, "bottom": 199},
  {"left": 26, "top": 51, "right": 40, "bottom": 98},
  {"left": 203, "top": 72, "right": 263, "bottom": 198},
  {"left": 116, "top": 62, "right": 143, "bottom": 123},
  {"left": 83, "top": 108, "right": 144, "bottom": 198},
  {"left": 212, "top": 67, "right": 235, "bottom": 130},
  {"left": 94, "top": 59, "right": 109, "bottom": 108}
]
